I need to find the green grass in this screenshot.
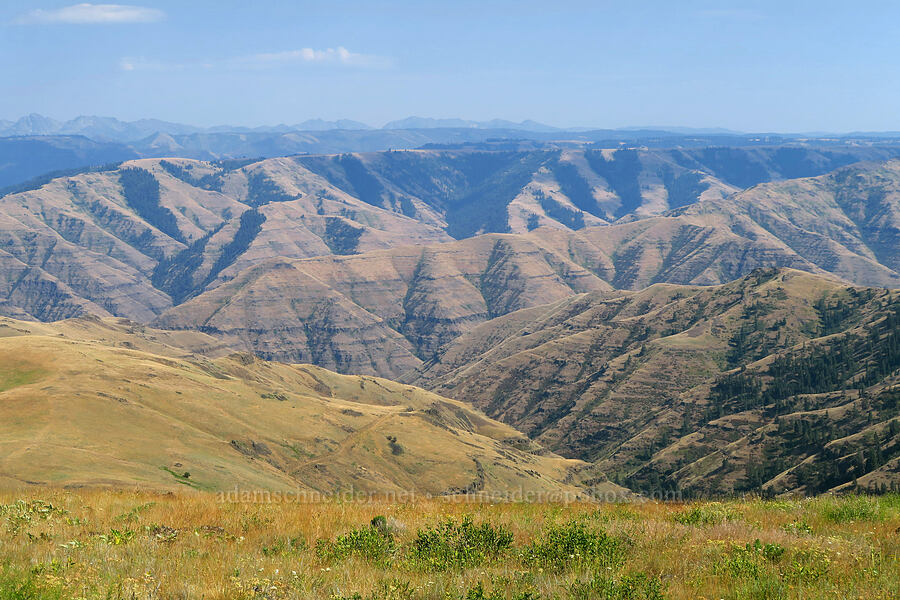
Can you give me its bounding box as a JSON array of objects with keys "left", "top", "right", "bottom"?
[
  {"left": 0, "top": 570, "right": 64, "bottom": 600},
  {"left": 672, "top": 501, "right": 737, "bottom": 526},
  {"left": 817, "top": 495, "right": 883, "bottom": 523},
  {"left": 0, "top": 368, "right": 44, "bottom": 393}
]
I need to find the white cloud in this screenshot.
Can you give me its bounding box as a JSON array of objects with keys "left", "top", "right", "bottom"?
[
  {"left": 119, "top": 47, "right": 391, "bottom": 72},
  {"left": 248, "top": 47, "right": 391, "bottom": 68},
  {"left": 16, "top": 3, "right": 164, "bottom": 25},
  {"left": 118, "top": 57, "right": 180, "bottom": 72}
]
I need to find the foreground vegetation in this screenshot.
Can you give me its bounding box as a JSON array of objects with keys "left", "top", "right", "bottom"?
[{"left": 0, "top": 491, "right": 898, "bottom": 599}]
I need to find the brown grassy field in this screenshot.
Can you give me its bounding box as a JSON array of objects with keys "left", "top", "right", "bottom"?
[{"left": 1, "top": 490, "right": 897, "bottom": 599}]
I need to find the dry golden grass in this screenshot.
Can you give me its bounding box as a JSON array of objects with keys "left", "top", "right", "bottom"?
[
  {"left": 0, "top": 319, "right": 593, "bottom": 497},
  {"left": 1, "top": 490, "right": 897, "bottom": 599}
]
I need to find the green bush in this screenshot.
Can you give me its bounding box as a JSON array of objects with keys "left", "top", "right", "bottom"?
[
  {"left": 672, "top": 502, "right": 736, "bottom": 526},
  {"left": 371, "top": 515, "right": 388, "bottom": 532},
  {"left": 316, "top": 524, "right": 395, "bottom": 565},
  {"left": 98, "top": 528, "right": 136, "bottom": 546},
  {"left": 781, "top": 519, "right": 812, "bottom": 535},
  {"left": 0, "top": 570, "right": 64, "bottom": 600},
  {"left": 785, "top": 548, "right": 830, "bottom": 582},
  {"left": 260, "top": 535, "right": 306, "bottom": 556},
  {"left": 715, "top": 548, "right": 762, "bottom": 580},
  {"left": 570, "top": 572, "right": 666, "bottom": 600},
  {"left": 713, "top": 539, "right": 786, "bottom": 586},
  {"left": 463, "top": 583, "right": 542, "bottom": 600},
  {"left": 1, "top": 500, "right": 67, "bottom": 536},
  {"left": 526, "top": 521, "right": 622, "bottom": 570},
  {"left": 820, "top": 495, "right": 882, "bottom": 523},
  {"left": 407, "top": 516, "right": 513, "bottom": 571},
  {"left": 332, "top": 579, "right": 415, "bottom": 600}
]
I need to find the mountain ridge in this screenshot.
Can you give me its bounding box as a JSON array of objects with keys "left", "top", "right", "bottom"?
[
  {"left": 408, "top": 267, "right": 900, "bottom": 496},
  {"left": 1, "top": 154, "right": 898, "bottom": 371}
]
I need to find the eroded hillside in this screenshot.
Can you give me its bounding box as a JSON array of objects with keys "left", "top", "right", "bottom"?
[
  {"left": 410, "top": 268, "right": 900, "bottom": 496},
  {"left": 154, "top": 159, "right": 900, "bottom": 377},
  {"left": 3, "top": 149, "right": 899, "bottom": 326}
]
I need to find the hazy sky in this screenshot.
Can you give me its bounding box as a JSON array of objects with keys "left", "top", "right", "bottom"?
[{"left": 2, "top": 1, "right": 898, "bottom": 131}]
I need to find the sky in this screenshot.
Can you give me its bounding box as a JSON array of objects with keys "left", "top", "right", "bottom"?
[{"left": 1, "top": 1, "right": 898, "bottom": 132}]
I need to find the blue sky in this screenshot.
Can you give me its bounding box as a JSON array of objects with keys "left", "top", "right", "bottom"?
[{"left": 1, "top": 1, "right": 898, "bottom": 131}]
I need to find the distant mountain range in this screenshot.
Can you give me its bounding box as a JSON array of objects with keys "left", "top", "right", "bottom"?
[
  {"left": 382, "top": 116, "right": 562, "bottom": 131},
  {"left": 11, "top": 112, "right": 900, "bottom": 144},
  {"left": 0, "top": 113, "right": 571, "bottom": 141},
  {"left": 7, "top": 112, "right": 878, "bottom": 140},
  {"left": 0, "top": 113, "right": 380, "bottom": 140},
  {"left": 9, "top": 113, "right": 900, "bottom": 192}
]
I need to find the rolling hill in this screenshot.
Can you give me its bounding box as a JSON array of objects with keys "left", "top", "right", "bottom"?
[{"left": 0, "top": 315, "right": 600, "bottom": 496}]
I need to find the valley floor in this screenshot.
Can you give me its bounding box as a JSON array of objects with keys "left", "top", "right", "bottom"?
[{"left": 0, "top": 491, "right": 897, "bottom": 599}]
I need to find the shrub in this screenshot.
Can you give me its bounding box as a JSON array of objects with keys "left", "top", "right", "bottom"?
[
  {"left": 386, "top": 436, "right": 404, "bottom": 456},
  {"left": 713, "top": 539, "right": 786, "bottom": 585},
  {"left": 464, "top": 583, "right": 542, "bottom": 600},
  {"left": 526, "top": 521, "right": 622, "bottom": 570},
  {"left": 759, "top": 542, "right": 785, "bottom": 562},
  {"left": 316, "top": 524, "right": 395, "bottom": 565},
  {"left": 98, "top": 528, "right": 136, "bottom": 546},
  {"left": 371, "top": 515, "right": 388, "bottom": 533},
  {"left": 781, "top": 519, "right": 812, "bottom": 535},
  {"left": 260, "top": 535, "right": 306, "bottom": 556},
  {"left": 331, "top": 579, "right": 414, "bottom": 600},
  {"left": 785, "top": 548, "right": 830, "bottom": 582},
  {"left": 570, "top": 572, "right": 666, "bottom": 600},
  {"left": 820, "top": 495, "right": 882, "bottom": 523},
  {"left": 407, "top": 516, "right": 513, "bottom": 571},
  {"left": 673, "top": 502, "right": 736, "bottom": 526},
  {"left": 0, "top": 501, "right": 67, "bottom": 536},
  {"left": 715, "top": 547, "right": 762, "bottom": 579},
  {"left": 0, "top": 570, "right": 64, "bottom": 600}
]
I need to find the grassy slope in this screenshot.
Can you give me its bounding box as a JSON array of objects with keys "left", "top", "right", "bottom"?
[{"left": 0, "top": 316, "right": 595, "bottom": 497}]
